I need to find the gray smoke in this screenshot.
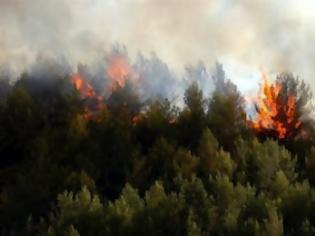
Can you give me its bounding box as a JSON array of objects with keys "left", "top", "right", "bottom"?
[{"left": 0, "top": 0, "right": 315, "bottom": 94}]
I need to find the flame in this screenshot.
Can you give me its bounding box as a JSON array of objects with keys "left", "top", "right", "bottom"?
[
  {"left": 71, "top": 73, "right": 105, "bottom": 120},
  {"left": 106, "top": 54, "right": 139, "bottom": 93},
  {"left": 252, "top": 72, "right": 301, "bottom": 139},
  {"left": 70, "top": 56, "right": 143, "bottom": 123},
  {"left": 132, "top": 114, "right": 141, "bottom": 125},
  {"left": 106, "top": 55, "right": 128, "bottom": 93},
  {"left": 71, "top": 73, "right": 96, "bottom": 98}
]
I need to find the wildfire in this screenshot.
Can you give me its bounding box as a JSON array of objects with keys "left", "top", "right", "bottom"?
[
  {"left": 71, "top": 73, "right": 96, "bottom": 98},
  {"left": 71, "top": 73, "right": 105, "bottom": 119},
  {"left": 252, "top": 72, "right": 301, "bottom": 139},
  {"left": 107, "top": 55, "right": 128, "bottom": 88},
  {"left": 70, "top": 61, "right": 140, "bottom": 123},
  {"left": 106, "top": 54, "right": 139, "bottom": 93}
]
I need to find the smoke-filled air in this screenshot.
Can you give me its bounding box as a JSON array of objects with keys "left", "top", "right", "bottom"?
[{"left": 1, "top": 1, "right": 315, "bottom": 235}]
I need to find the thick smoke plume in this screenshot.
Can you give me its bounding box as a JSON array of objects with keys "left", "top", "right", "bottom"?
[
  {"left": 14, "top": 45, "right": 217, "bottom": 107},
  {"left": 1, "top": 0, "right": 315, "bottom": 92}
]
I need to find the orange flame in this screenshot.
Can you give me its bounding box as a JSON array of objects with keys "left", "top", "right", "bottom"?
[
  {"left": 252, "top": 72, "right": 301, "bottom": 139},
  {"left": 106, "top": 55, "right": 128, "bottom": 93},
  {"left": 71, "top": 73, "right": 105, "bottom": 120},
  {"left": 71, "top": 73, "right": 96, "bottom": 98},
  {"left": 106, "top": 54, "right": 139, "bottom": 93}
]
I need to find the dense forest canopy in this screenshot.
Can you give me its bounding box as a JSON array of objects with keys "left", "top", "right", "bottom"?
[{"left": 0, "top": 54, "right": 315, "bottom": 236}]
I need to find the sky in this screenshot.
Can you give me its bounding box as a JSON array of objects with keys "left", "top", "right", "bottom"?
[{"left": 1, "top": 0, "right": 315, "bottom": 94}]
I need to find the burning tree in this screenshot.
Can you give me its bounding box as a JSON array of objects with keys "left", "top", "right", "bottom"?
[
  {"left": 71, "top": 73, "right": 105, "bottom": 120},
  {"left": 252, "top": 72, "right": 314, "bottom": 142}
]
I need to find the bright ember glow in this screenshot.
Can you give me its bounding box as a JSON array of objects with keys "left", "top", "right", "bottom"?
[
  {"left": 71, "top": 73, "right": 105, "bottom": 119},
  {"left": 252, "top": 72, "right": 301, "bottom": 139},
  {"left": 106, "top": 54, "right": 139, "bottom": 93},
  {"left": 70, "top": 55, "right": 139, "bottom": 121},
  {"left": 71, "top": 73, "right": 96, "bottom": 98},
  {"left": 107, "top": 55, "right": 128, "bottom": 88}
]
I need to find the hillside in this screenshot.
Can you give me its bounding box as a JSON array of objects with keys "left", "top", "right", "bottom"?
[{"left": 0, "top": 66, "right": 315, "bottom": 235}]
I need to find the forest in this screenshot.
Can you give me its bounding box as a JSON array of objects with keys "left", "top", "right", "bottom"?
[{"left": 0, "top": 56, "right": 315, "bottom": 236}]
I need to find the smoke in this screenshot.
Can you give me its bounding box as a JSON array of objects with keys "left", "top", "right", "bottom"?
[
  {"left": 0, "top": 0, "right": 315, "bottom": 92},
  {"left": 134, "top": 52, "right": 180, "bottom": 102},
  {"left": 68, "top": 45, "right": 182, "bottom": 103}
]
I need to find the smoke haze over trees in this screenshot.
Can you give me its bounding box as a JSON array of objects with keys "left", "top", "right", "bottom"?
[
  {"left": 0, "top": 53, "right": 315, "bottom": 235},
  {"left": 1, "top": 0, "right": 315, "bottom": 235},
  {"left": 2, "top": 0, "right": 315, "bottom": 92}
]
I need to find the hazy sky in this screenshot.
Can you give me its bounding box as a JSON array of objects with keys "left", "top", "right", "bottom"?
[{"left": 1, "top": 0, "right": 315, "bottom": 93}]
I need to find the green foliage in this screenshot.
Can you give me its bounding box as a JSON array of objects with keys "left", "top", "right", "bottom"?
[
  {"left": 177, "top": 82, "right": 206, "bottom": 151},
  {"left": 263, "top": 206, "right": 284, "bottom": 236},
  {"left": 198, "top": 128, "right": 218, "bottom": 170},
  {"left": 144, "top": 137, "right": 177, "bottom": 188},
  {"left": 131, "top": 182, "right": 186, "bottom": 236},
  {"left": 209, "top": 63, "right": 251, "bottom": 153},
  {"left": 208, "top": 90, "right": 249, "bottom": 153},
  {"left": 184, "top": 82, "right": 205, "bottom": 114},
  {"left": 47, "top": 186, "right": 104, "bottom": 235},
  {"left": 236, "top": 138, "right": 297, "bottom": 190},
  {"left": 0, "top": 87, "right": 42, "bottom": 165},
  {"left": 0, "top": 68, "right": 315, "bottom": 235},
  {"left": 177, "top": 175, "right": 215, "bottom": 234},
  {"left": 135, "top": 99, "right": 177, "bottom": 152},
  {"left": 300, "top": 219, "right": 315, "bottom": 236},
  {"left": 281, "top": 181, "right": 313, "bottom": 234},
  {"left": 0, "top": 75, "right": 11, "bottom": 103},
  {"left": 271, "top": 170, "right": 290, "bottom": 196},
  {"left": 173, "top": 148, "right": 199, "bottom": 179},
  {"left": 65, "top": 225, "right": 80, "bottom": 236},
  {"left": 212, "top": 174, "right": 256, "bottom": 233},
  {"left": 198, "top": 128, "right": 235, "bottom": 178},
  {"left": 109, "top": 184, "right": 144, "bottom": 221},
  {"left": 306, "top": 147, "right": 315, "bottom": 185}
]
